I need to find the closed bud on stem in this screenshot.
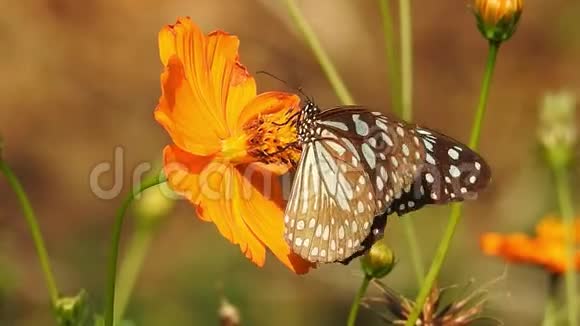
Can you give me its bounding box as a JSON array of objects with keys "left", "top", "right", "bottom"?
[
  {"left": 54, "top": 289, "right": 88, "bottom": 326},
  {"left": 360, "top": 240, "right": 396, "bottom": 279},
  {"left": 538, "top": 91, "right": 577, "bottom": 170},
  {"left": 473, "top": 0, "right": 523, "bottom": 43},
  {"left": 133, "top": 185, "right": 175, "bottom": 228}
]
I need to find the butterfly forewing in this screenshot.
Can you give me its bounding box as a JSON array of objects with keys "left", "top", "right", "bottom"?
[
  {"left": 387, "top": 127, "right": 491, "bottom": 216},
  {"left": 345, "top": 123, "right": 492, "bottom": 260}
]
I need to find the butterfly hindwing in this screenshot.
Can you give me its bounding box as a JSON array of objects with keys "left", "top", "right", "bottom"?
[{"left": 284, "top": 137, "right": 376, "bottom": 263}]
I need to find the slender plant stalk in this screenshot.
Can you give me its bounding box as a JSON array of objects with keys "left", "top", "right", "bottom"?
[
  {"left": 553, "top": 167, "right": 578, "bottom": 326},
  {"left": 467, "top": 44, "right": 499, "bottom": 149},
  {"left": 104, "top": 176, "right": 167, "bottom": 326},
  {"left": 401, "top": 220, "right": 423, "bottom": 285},
  {"left": 542, "top": 296, "right": 556, "bottom": 326},
  {"left": 399, "top": 0, "right": 412, "bottom": 122},
  {"left": 396, "top": 0, "right": 424, "bottom": 285},
  {"left": 378, "top": 0, "right": 402, "bottom": 115},
  {"left": 0, "top": 160, "right": 59, "bottom": 306},
  {"left": 113, "top": 220, "right": 156, "bottom": 325},
  {"left": 282, "top": 0, "right": 355, "bottom": 105},
  {"left": 347, "top": 275, "right": 371, "bottom": 326},
  {"left": 542, "top": 274, "right": 559, "bottom": 326},
  {"left": 405, "top": 41, "right": 500, "bottom": 326}
]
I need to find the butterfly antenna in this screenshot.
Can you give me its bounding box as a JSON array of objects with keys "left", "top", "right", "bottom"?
[
  {"left": 255, "top": 70, "right": 313, "bottom": 103},
  {"left": 297, "top": 86, "right": 315, "bottom": 104}
]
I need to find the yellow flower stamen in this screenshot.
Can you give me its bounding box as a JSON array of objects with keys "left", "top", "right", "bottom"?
[{"left": 245, "top": 107, "right": 301, "bottom": 170}]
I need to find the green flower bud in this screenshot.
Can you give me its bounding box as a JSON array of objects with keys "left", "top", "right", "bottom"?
[
  {"left": 133, "top": 187, "right": 175, "bottom": 228},
  {"left": 474, "top": 0, "right": 523, "bottom": 43},
  {"left": 54, "top": 289, "right": 88, "bottom": 326},
  {"left": 538, "top": 92, "right": 577, "bottom": 170},
  {"left": 360, "top": 241, "right": 396, "bottom": 279}
]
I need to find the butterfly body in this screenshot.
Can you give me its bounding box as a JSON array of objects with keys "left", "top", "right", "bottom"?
[{"left": 284, "top": 100, "right": 491, "bottom": 264}]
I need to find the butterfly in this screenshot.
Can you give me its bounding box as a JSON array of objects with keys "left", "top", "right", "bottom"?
[{"left": 283, "top": 99, "right": 491, "bottom": 264}]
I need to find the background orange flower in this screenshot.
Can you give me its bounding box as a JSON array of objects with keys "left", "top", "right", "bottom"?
[
  {"left": 480, "top": 216, "right": 580, "bottom": 274},
  {"left": 154, "top": 17, "right": 311, "bottom": 274}
]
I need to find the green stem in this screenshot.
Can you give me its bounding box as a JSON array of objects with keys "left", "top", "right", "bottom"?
[
  {"left": 113, "top": 220, "right": 156, "bottom": 325},
  {"left": 396, "top": 0, "right": 424, "bottom": 285},
  {"left": 378, "top": 0, "right": 402, "bottom": 115},
  {"left": 468, "top": 42, "right": 499, "bottom": 149},
  {"left": 282, "top": 0, "right": 355, "bottom": 105},
  {"left": 347, "top": 275, "right": 371, "bottom": 326},
  {"left": 553, "top": 167, "right": 578, "bottom": 326},
  {"left": 0, "top": 160, "right": 59, "bottom": 306},
  {"left": 404, "top": 41, "right": 500, "bottom": 326},
  {"left": 103, "top": 176, "right": 167, "bottom": 326},
  {"left": 402, "top": 220, "right": 424, "bottom": 285},
  {"left": 399, "top": 0, "right": 412, "bottom": 122},
  {"left": 542, "top": 274, "right": 559, "bottom": 326}
]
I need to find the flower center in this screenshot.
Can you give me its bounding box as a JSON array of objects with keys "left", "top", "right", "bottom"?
[
  {"left": 220, "top": 134, "right": 251, "bottom": 164},
  {"left": 244, "top": 109, "right": 301, "bottom": 171}
]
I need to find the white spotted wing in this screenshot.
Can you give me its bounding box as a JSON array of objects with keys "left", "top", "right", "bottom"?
[
  {"left": 386, "top": 127, "right": 491, "bottom": 216},
  {"left": 284, "top": 107, "right": 425, "bottom": 263}
]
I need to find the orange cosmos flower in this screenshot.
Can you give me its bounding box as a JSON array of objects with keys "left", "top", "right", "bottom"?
[
  {"left": 154, "top": 17, "right": 311, "bottom": 273},
  {"left": 480, "top": 216, "right": 580, "bottom": 274}
]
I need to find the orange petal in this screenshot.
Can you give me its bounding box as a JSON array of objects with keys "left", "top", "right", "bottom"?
[
  {"left": 196, "top": 163, "right": 311, "bottom": 273},
  {"left": 206, "top": 31, "right": 257, "bottom": 131},
  {"left": 165, "top": 148, "right": 243, "bottom": 244},
  {"left": 158, "top": 23, "right": 177, "bottom": 67},
  {"left": 233, "top": 163, "right": 313, "bottom": 274},
  {"left": 539, "top": 242, "right": 566, "bottom": 273},
  {"left": 237, "top": 91, "right": 301, "bottom": 131},
  {"left": 168, "top": 158, "right": 266, "bottom": 266},
  {"left": 480, "top": 233, "right": 504, "bottom": 256},
  {"left": 163, "top": 145, "right": 212, "bottom": 221},
  {"left": 224, "top": 66, "right": 257, "bottom": 132},
  {"left": 157, "top": 18, "right": 259, "bottom": 143},
  {"left": 155, "top": 56, "right": 224, "bottom": 155},
  {"left": 536, "top": 216, "right": 565, "bottom": 241},
  {"left": 250, "top": 162, "right": 292, "bottom": 177},
  {"left": 194, "top": 164, "right": 263, "bottom": 259},
  {"left": 164, "top": 145, "right": 306, "bottom": 270},
  {"left": 501, "top": 233, "right": 536, "bottom": 262}
]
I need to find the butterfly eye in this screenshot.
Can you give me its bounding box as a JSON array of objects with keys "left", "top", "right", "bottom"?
[{"left": 284, "top": 104, "right": 491, "bottom": 264}]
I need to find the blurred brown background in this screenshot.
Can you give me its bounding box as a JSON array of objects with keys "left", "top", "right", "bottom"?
[{"left": 0, "top": 0, "right": 579, "bottom": 325}]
